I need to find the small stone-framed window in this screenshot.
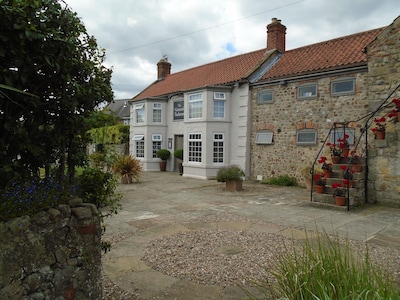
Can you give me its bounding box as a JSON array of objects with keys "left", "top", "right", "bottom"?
[
  {"left": 331, "top": 78, "right": 355, "bottom": 96},
  {"left": 296, "top": 129, "right": 317, "bottom": 145},
  {"left": 257, "top": 90, "right": 274, "bottom": 104},
  {"left": 255, "top": 131, "right": 273, "bottom": 144},
  {"left": 297, "top": 84, "right": 317, "bottom": 99}
]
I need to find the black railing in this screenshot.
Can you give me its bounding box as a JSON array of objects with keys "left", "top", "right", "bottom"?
[{"left": 310, "top": 82, "right": 400, "bottom": 210}]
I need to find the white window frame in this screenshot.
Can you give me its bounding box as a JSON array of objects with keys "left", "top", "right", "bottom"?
[
  {"left": 188, "top": 93, "right": 202, "bottom": 119},
  {"left": 297, "top": 84, "right": 317, "bottom": 99},
  {"left": 296, "top": 129, "right": 317, "bottom": 145},
  {"left": 331, "top": 78, "right": 355, "bottom": 96},
  {"left": 134, "top": 135, "right": 145, "bottom": 157},
  {"left": 257, "top": 90, "right": 274, "bottom": 104},
  {"left": 133, "top": 134, "right": 144, "bottom": 141},
  {"left": 213, "top": 92, "right": 226, "bottom": 100},
  {"left": 134, "top": 103, "right": 145, "bottom": 123},
  {"left": 188, "top": 133, "right": 202, "bottom": 162},
  {"left": 330, "top": 128, "right": 355, "bottom": 145},
  {"left": 213, "top": 133, "right": 224, "bottom": 164},
  {"left": 152, "top": 102, "right": 162, "bottom": 123},
  {"left": 213, "top": 92, "right": 226, "bottom": 118},
  {"left": 255, "top": 131, "right": 274, "bottom": 144}
]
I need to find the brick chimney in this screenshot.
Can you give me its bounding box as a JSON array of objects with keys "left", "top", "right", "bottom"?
[
  {"left": 266, "top": 18, "right": 286, "bottom": 52},
  {"left": 157, "top": 56, "right": 171, "bottom": 80}
]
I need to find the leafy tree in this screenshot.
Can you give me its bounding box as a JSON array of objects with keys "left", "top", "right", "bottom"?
[{"left": 0, "top": 0, "right": 113, "bottom": 187}]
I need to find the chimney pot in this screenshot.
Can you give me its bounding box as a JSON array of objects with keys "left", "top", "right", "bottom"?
[
  {"left": 157, "top": 57, "right": 171, "bottom": 80},
  {"left": 266, "top": 17, "right": 286, "bottom": 52}
]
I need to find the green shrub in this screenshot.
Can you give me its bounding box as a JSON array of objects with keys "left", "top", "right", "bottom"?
[
  {"left": 174, "top": 149, "right": 183, "bottom": 160},
  {"left": 216, "top": 166, "right": 245, "bottom": 182},
  {"left": 156, "top": 149, "right": 171, "bottom": 161},
  {"left": 112, "top": 155, "right": 143, "bottom": 183},
  {"left": 262, "top": 175, "right": 297, "bottom": 186},
  {"left": 77, "top": 168, "right": 121, "bottom": 218}
]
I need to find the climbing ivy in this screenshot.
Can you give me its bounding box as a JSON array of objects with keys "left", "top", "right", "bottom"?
[{"left": 88, "top": 125, "right": 129, "bottom": 144}]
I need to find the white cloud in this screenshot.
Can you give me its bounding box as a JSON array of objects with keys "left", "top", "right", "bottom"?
[{"left": 65, "top": 0, "right": 399, "bottom": 99}]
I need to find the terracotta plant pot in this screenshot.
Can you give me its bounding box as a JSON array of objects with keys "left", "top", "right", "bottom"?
[
  {"left": 315, "top": 185, "right": 325, "bottom": 194},
  {"left": 342, "top": 148, "right": 350, "bottom": 157},
  {"left": 225, "top": 180, "right": 243, "bottom": 192},
  {"left": 375, "top": 131, "right": 385, "bottom": 140},
  {"left": 351, "top": 164, "right": 362, "bottom": 172},
  {"left": 159, "top": 161, "right": 167, "bottom": 171},
  {"left": 343, "top": 180, "right": 354, "bottom": 188},
  {"left": 335, "top": 196, "right": 346, "bottom": 206},
  {"left": 331, "top": 155, "right": 341, "bottom": 164},
  {"left": 323, "top": 170, "right": 332, "bottom": 178}
]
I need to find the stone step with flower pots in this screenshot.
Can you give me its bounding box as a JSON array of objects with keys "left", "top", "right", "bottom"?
[{"left": 311, "top": 160, "right": 366, "bottom": 209}]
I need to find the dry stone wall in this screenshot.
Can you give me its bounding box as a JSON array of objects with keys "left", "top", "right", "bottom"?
[
  {"left": 0, "top": 199, "right": 102, "bottom": 299},
  {"left": 366, "top": 16, "right": 400, "bottom": 206}
]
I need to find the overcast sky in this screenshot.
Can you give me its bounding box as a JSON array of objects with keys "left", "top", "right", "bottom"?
[{"left": 64, "top": 0, "right": 399, "bottom": 100}]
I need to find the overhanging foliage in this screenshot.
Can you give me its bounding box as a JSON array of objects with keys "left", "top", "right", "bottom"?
[{"left": 88, "top": 125, "right": 129, "bottom": 144}]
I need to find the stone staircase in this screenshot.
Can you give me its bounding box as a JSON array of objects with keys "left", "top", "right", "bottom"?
[{"left": 311, "top": 159, "right": 366, "bottom": 210}]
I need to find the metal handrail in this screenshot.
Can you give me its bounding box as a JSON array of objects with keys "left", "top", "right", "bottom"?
[{"left": 310, "top": 82, "right": 400, "bottom": 210}]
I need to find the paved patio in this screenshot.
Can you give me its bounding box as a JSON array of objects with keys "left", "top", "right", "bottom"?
[{"left": 102, "top": 172, "right": 400, "bottom": 299}]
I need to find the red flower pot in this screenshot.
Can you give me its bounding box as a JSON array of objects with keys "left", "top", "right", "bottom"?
[
  {"left": 331, "top": 155, "right": 341, "bottom": 164},
  {"left": 323, "top": 170, "right": 332, "bottom": 178},
  {"left": 375, "top": 131, "right": 385, "bottom": 140},
  {"left": 351, "top": 164, "right": 362, "bottom": 172},
  {"left": 335, "top": 196, "right": 346, "bottom": 206},
  {"left": 315, "top": 185, "right": 325, "bottom": 194}
]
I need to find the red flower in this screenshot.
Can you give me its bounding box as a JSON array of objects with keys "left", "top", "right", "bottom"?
[
  {"left": 343, "top": 179, "right": 349, "bottom": 185},
  {"left": 388, "top": 110, "right": 398, "bottom": 118},
  {"left": 340, "top": 165, "right": 347, "bottom": 171},
  {"left": 392, "top": 98, "right": 400, "bottom": 110},
  {"left": 326, "top": 142, "right": 331, "bottom": 146},
  {"left": 332, "top": 182, "right": 342, "bottom": 189},
  {"left": 318, "top": 156, "right": 327, "bottom": 163},
  {"left": 371, "top": 128, "right": 377, "bottom": 133},
  {"left": 374, "top": 117, "right": 386, "bottom": 123}
]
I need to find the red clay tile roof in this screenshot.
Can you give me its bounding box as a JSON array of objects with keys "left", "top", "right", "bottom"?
[
  {"left": 261, "top": 27, "right": 385, "bottom": 81},
  {"left": 133, "top": 27, "right": 385, "bottom": 101},
  {"left": 133, "top": 49, "right": 268, "bottom": 100}
]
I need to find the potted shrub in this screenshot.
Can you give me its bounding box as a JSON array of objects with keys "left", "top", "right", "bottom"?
[
  {"left": 371, "top": 116, "right": 386, "bottom": 140},
  {"left": 216, "top": 165, "right": 245, "bottom": 192},
  {"left": 332, "top": 182, "right": 346, "bottom": 206},
  {"left": 318, "top": 156, "right": 333, "bottom": 178},
  {"left": 112, "top": 155, "right": 143, "bottom": 184},
  {"left": 340, "top": 165, "right": 354, "bottom": 188},
  {"left": 314, "top": 173, "right": 326, "bottom": 194},
  {"left": 174, "top": 149, "right": 183, "bottom": 175},
  {"left": 156, "top": 149, "right": 171, "bottom": 171},
  {"left": 326, "top": 142, "right": 342, "bottom": 163}
]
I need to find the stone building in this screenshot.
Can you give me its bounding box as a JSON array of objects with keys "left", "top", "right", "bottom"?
[{"left": 129, "top": 16, "right": 400, "bottom": 205}]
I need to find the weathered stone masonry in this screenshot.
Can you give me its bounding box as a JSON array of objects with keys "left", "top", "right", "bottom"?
[{"left": 0, "top": 199, "right": 102, "bottom": 299}]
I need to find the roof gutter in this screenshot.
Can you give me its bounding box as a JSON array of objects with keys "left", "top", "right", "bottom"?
[{"left": 250, "top": 64, "right": 368, "bottom": 87}]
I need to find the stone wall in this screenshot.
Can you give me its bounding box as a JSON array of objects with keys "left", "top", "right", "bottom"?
[
  {"left": 366, "top": 16, "right": 400, "bottom": 206},
  {"left": 250, "top": 74, "right": 369, "bottom": 185},
  {"left": 0, "top": 199, "right": 102, "bottom": 299}
]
